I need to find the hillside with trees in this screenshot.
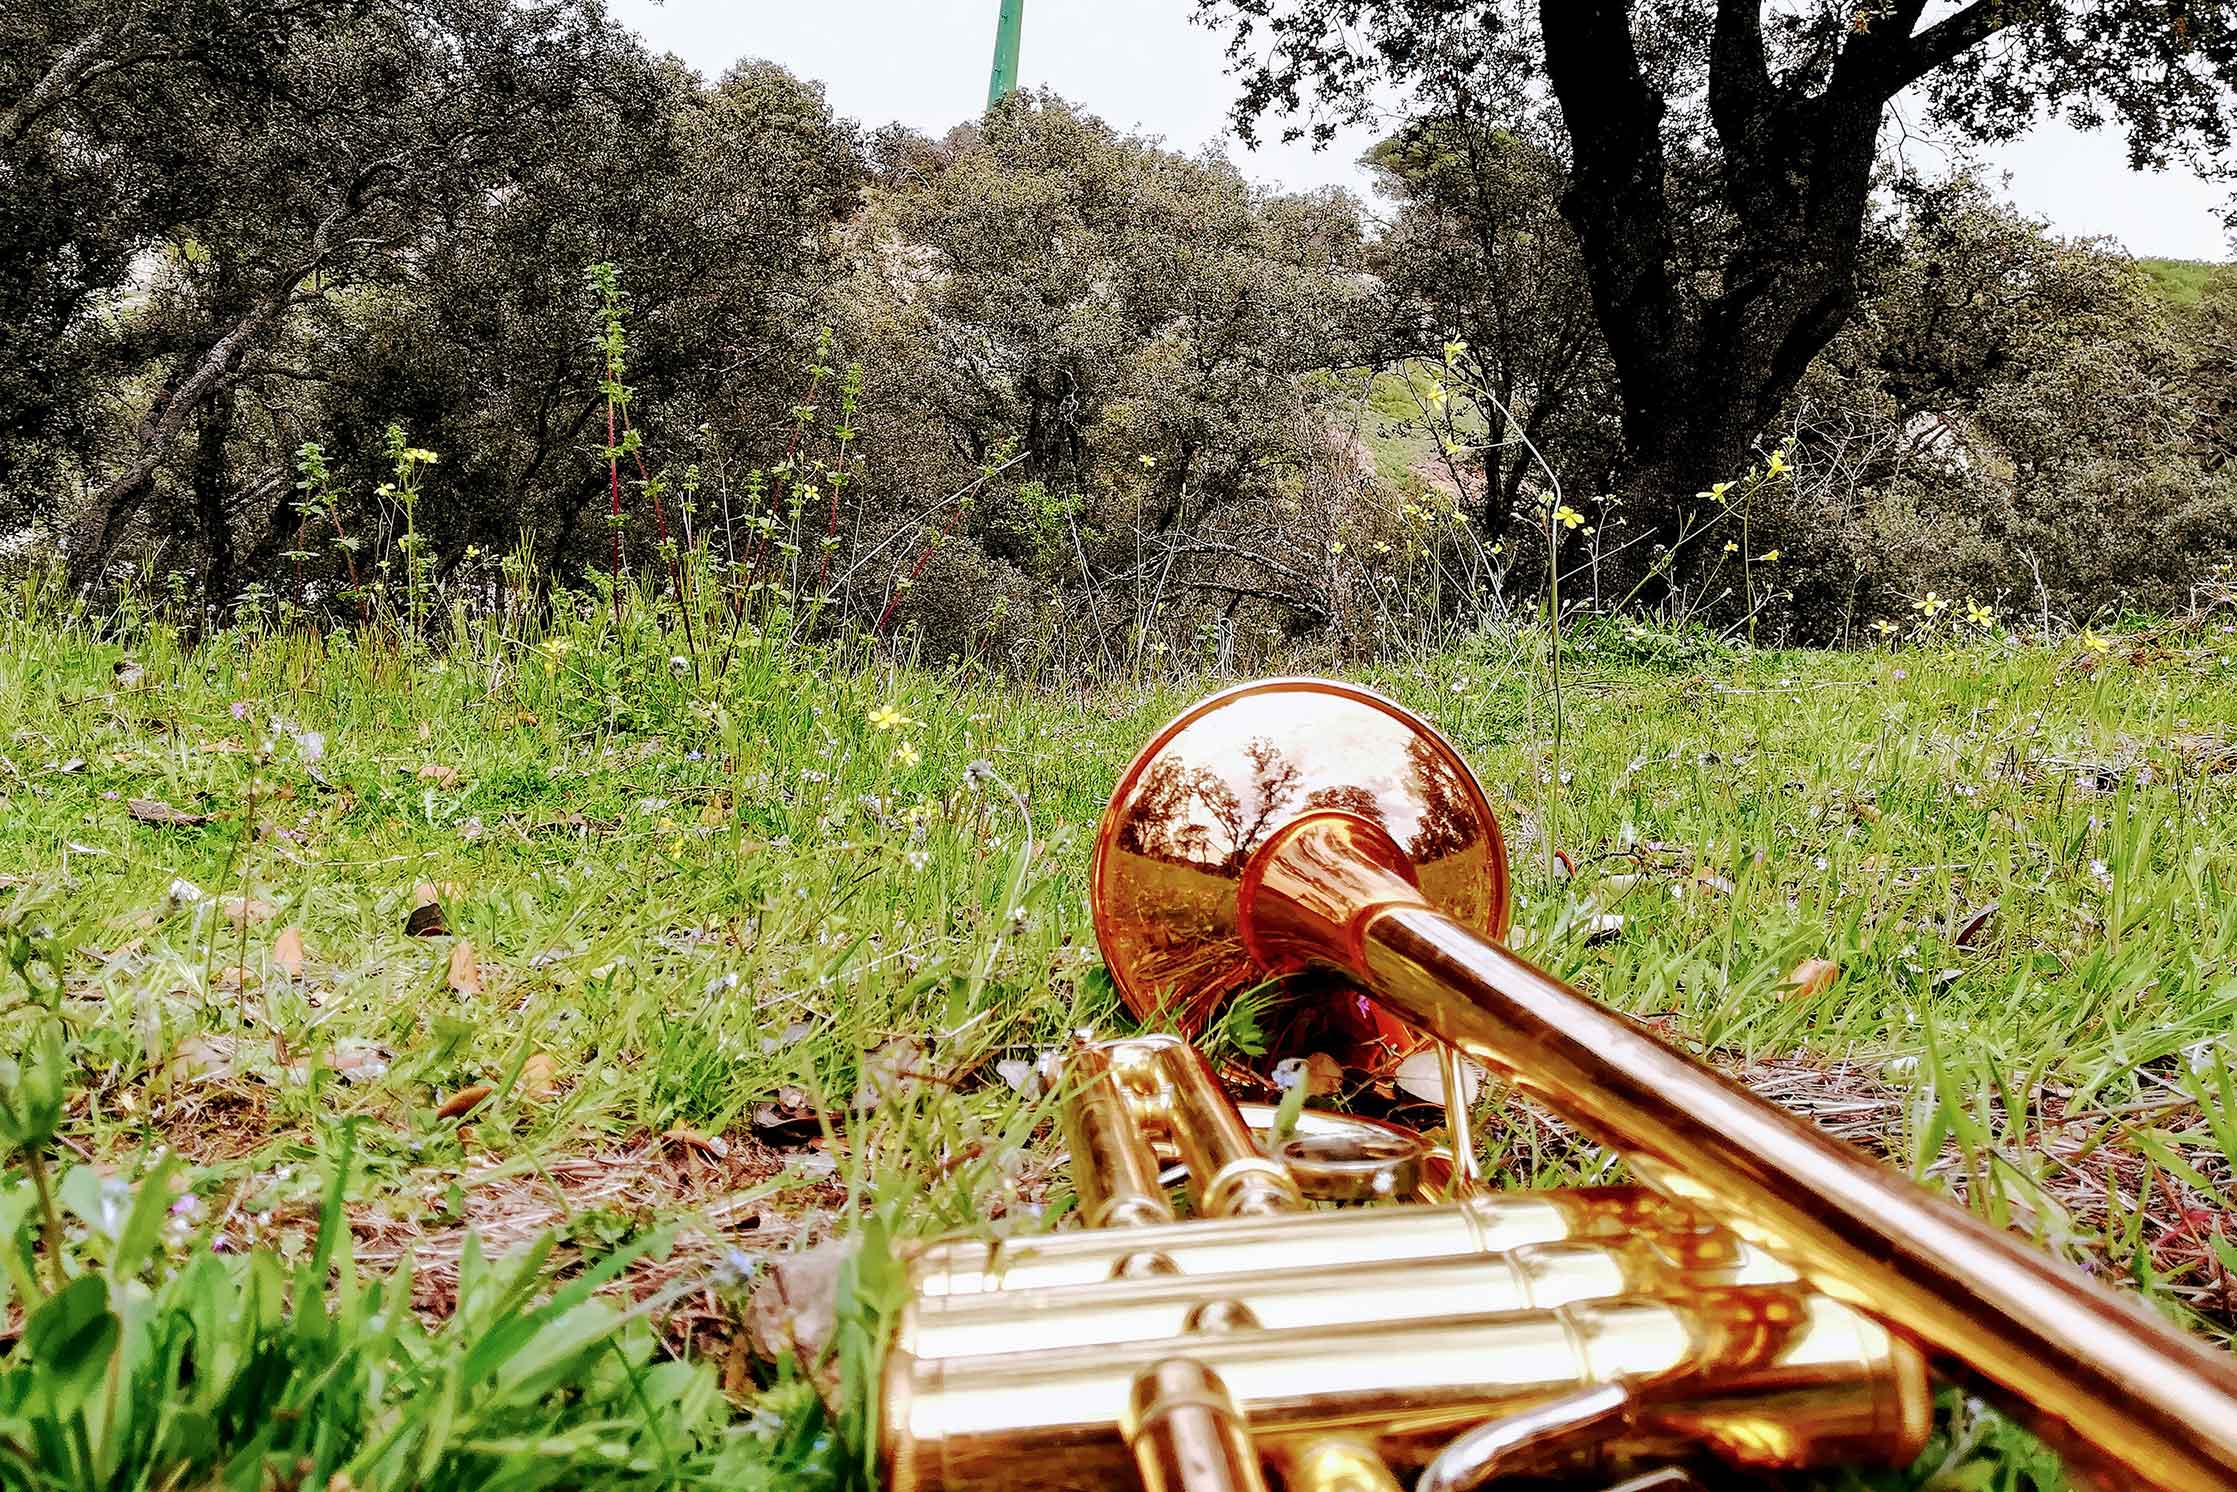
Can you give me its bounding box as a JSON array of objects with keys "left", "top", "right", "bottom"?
[{"left": 5, "top": 0, "right": 2235, "bottom": 654}]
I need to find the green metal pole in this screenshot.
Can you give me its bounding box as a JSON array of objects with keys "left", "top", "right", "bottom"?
[{"left": 988, "top": 0, "right": 1023, "bottom": 107}]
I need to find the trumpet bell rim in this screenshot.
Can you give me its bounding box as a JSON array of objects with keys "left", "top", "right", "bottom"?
[{"left": 1090, "top": 676, "right": 1509, "bottom": 1071}]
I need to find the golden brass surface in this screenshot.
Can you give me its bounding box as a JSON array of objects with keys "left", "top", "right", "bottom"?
[
  {"left": 897, "top": 1231, "right": 1791, "bottom": 1361},
  {"left": 1126, "top": 1359, "right": 1269, "bottom": 1492},
  {"left": 1072, "top": 676, "right": 2237, "bottom": 1492},
  {"left": 883, "top": 1289, "right": 1927, "bottom": 1492},
  {"left": 904, "top": 1185, "right": 1700, "bottom": 1298}
]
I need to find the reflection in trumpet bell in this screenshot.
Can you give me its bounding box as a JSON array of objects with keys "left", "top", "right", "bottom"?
[
  {"left": 882, "top": 1288, "right": 1930, "bottom": 1492},
  {"left": 1092, "top": 679, "right": 1508, "bottom": 1071}
]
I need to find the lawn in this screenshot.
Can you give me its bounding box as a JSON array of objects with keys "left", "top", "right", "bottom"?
[{"left": 1, "top": 583, "right": 2233, "bottom": 1491}]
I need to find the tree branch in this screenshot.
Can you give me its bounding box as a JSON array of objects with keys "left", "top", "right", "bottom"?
[{"left": 1879, "top": 0, "right": 2031, "bottom": 98}]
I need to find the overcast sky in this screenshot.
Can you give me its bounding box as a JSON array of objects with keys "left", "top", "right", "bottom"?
[{"left": 607, "top": 0, "right": 2232, "bottom": 262}]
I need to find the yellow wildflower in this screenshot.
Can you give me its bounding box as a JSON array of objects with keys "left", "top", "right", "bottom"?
[
  {"left": 1329, "top": 541, "right": 1346, "bottom": 555},
  {"left": 1871, "top": 620, "right": 1898, "bottom": 637},
  {"left": 1913, "top": 592, "right": 1946, "bottom": 617},
  {"left": 1698, "top": 481, "right": 1734, "bottom": 504},
  {"left": 1723, "top": 540, "right": 1739, "bottom": 553},
  {"left": 1766, "top": 448, "right": 1789, "bottom": 477},
  {"left": 1757, "top": 549, "right": 1780, "bottom": 562},
  {"left": 1964, "top": 598, "right": 1995, "bottom": 629},
  {"left": 2080, "top": 628, "right": 2111, "bottom": 655},
  {"left": 895, "top": 740, "right": 922, "bottom": 769},
  {"left": 868, "top": 703, "right": 915, "bottom": 731},
  {"left": 1553, "top": 505, "right": 1584, "bottom": 530}
]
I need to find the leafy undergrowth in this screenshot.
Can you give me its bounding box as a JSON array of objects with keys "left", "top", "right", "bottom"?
[{"left": 2, "top": 588, "right": 2234, "bottom": 1491}]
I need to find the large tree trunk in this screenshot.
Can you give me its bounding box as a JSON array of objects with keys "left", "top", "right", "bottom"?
[
  {"left": 190, "top": 383, "right": 236, "bottom": 605},
  {"left": 1538, "top": 0, "right": 1918, "bottom": 600}
]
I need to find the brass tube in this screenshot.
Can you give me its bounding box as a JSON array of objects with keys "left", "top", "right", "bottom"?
[
  {"left": 1125, "top": 1359, "right": 1270, "bottom": 1492},
  {"left": 897, "top": 1233, "right": 1794, "bottom": 1360},
  {"left": 1339, "top": 889, "right": 2237, "bottom": 1492},
  {"left": 1272, "top": 1438, "right": 1403, "bottom": 1492},
  {"left": 1117, "top": 1037, "right": 1303, "bottom": 1217},
  {"left": 904, "top": 1186, "right": 1699, "bottom": 1297},
  {"left": 1061, "top": 1043, "right": 1176, "bottom": 1231},
  {"left": 882, "top": 1288, "right": 1928, "bottom": 1492}
]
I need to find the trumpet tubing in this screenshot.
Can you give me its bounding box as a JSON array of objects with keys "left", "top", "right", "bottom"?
[{"left": 878, "top": 678, "right": 2237, "bottom": 1492}]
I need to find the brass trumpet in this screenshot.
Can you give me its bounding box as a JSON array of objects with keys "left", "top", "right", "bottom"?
[{"left": 881, "top": 679, "right": 2237, "bottom": 1492}]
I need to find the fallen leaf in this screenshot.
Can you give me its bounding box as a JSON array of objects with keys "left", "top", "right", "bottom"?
[
  {"left": 664, "top": 1125, "right": 731, "bottom": 1159},
  {"left": 700, "top": 795, "right": 730, "bottom": 829},
  {"left": 994, "top": 1056, "right": 1044, "bottom": 1097},
  {"left": 272, "top": 926, "right": 306, "bottom": 976},
  {"left": 1393, "top": 1047, "right": 1486, "bottom": 1107},
  {"left": 1583, "top": 912, "right": 1627, "bottom": 945},
  {"left": 417, "top": 762, "right": 461, "bottom": 789},
  {"left": 745, "top": 1241, "right": 852, "bottom": 1402},
  {"left": 211, "top": 965, "right": 256, "bottom": 992},
  {"left": 1953, "top": 901, "right": 1998, "bottom": 949},
  {"left": 405, "top": 901, "right": 449, "bottom": 937},
  {"left": 445, "top": 938, "right": 483, "bottom": 996},
  {"left": 1781, "top": 957, "right": 1842, "bottom": 1000},
  {"left": 436, "top": 1083, "right": 494, "bottom": 1120},
  {"left": 130, "top": 798, "right": 211, "bottom": 827},
  {"left": 327, "top": 1038, "right": 391, "bottom": 1082},
  {"left": 167, "top": 1033, "right": 245, "bottom": 1083},
  {"left": 221, "top": 896, "right": 274, "bottom": 927},
  {"left": 1692, "top": 869, "right": 1736, "bottom": 896},
  {"left": 751, "top": 1089, "right": 823, "bottom": 1147},
  {"left": 1851, "top": 801, "right": 1882, "bottom": 825},
  {"left": 518, "top": 1052, "right": 559, "bottom": 1101}
]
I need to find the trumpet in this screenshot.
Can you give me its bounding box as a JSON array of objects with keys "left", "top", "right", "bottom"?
[{"left": 881, "top": 678, "right": 2237, "bottom": 1492}]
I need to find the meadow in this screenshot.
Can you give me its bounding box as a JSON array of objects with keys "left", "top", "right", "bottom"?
[{"left": 2, "top": 580, "right": 2234, "bottom": 1491}]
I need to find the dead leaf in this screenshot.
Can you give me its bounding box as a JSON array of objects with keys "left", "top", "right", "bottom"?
[
  {"left": 222, "top": 896, "right": 274, "bottom": 927},
  {"left": 1953, "top": 901, "right": 1998, "bottom": 950},
  {"left": 167, "top": 1033, "right": 245, "bottom": 1083},
  {"left": 1393, "top": 1047, "right": 1486, "bottom": 1107},
  {"left": 1781, "top": 958, "right": 1842, "bottom": 1000},
  {"left": 746, "top": 1241, "right": 851, "bottom": 1403},
  {"left": 518, "top": 1052, "right": 559, "bottom": 1101},
  {"left": 327, "top": 1038, "right": 391, "bottom": 1082},
  {"left": 129, "top": 797, "right": 211, "bottom": 827},
  {"left": 751, "top": 1090, "right": 823, "bottom": 1147},
  {"left": 404, "top": 901, "right": 449, "bottom": 937},
  {"left": 664, "top": 1125, "right": 731, "bottom": 1159},
  {"left": 417, "top": 762, "right": 461, "bottom": 790},
  {"left": 210, "top": 965, "right": 256, "bottom": 992},
  {"left": 1583, "top": 912, "right": 1627, "bottom": 945},
  {"left": 700, "top": 795, "right": 730, "bottom": 829},
  {"left": 445, "top": 939, "right": 483, "bottom": 996},
  {"left": 436, "top": 1083, "right": 494, "bottom": 1120},
  {"left": 1692, "top": 869, "right": 1737, "bottom": 896},
  {"left": 272, "top": 926, "right": 306, "bottom": 976},
  {"left": 1851, "top": 802, "right": 1882, "bottom": 825}
]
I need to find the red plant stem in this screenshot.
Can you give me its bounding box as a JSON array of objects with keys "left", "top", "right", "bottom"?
[
  {"left": 607, "top": 398, "right": 623, "bottom": 626},
  {"left": 620, "top": 404, "right": 696, "bottom": 659},
  {"left": 874, "top": 498, "right": 968, "bottom": 637}
]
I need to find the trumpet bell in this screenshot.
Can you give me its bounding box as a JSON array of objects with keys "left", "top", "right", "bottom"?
[{"left": 1092, "top": 678, "right": 1508, "bottom": 1071}]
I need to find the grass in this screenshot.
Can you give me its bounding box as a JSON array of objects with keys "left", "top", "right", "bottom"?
[{"left": 2, "top": 580, "right": 2234, "bottom": 1491}]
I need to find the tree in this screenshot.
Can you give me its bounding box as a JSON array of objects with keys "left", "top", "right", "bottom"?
[
  {"left": 1364, "top": 110, "right": 1619, "bottom": 546},
  {"left": 838, "top": 95, "right": 1374, "bottom": 659},
  {"left": 1196, "top": 0, "right": 2237, "bottom": 575}
]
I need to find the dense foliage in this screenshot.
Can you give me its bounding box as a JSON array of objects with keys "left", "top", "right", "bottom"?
[{"left": 3, "top": 0, "right": 2234, "bottom": 653}]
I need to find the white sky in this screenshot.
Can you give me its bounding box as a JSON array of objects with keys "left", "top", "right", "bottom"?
[{"left": 608, "top": 0, "right": 2232, "bottom": 262}]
